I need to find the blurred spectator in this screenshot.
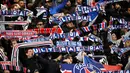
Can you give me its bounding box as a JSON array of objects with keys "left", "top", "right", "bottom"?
[
  {"left": 124, "top": 39, "right": 130, "bottom": 48},
  {"left": 18, "top": 0, "right": 25, "bottom": 9},
  {"left": 4, "top": 70, "right": 10, "bottom": 73},
  {"left": 104, "top": 41, "right": 121, "bottom": 65},
  {"left": 36, "top": 20, "right": 46, "bottom": 29},
  {"left": 63, "top": 54, "right": 73, "bottom": 64},
  {"left": 60, "top": 0, "right": 76, "bottom": 14},
  {"left": 125, "top": 56, "right": 130, "bottom": 70},
  {"left": 24, "top": 49, "right": 45, "bottom": 73},
  {"left": 45, "top": 0, "right": 68, "bottom": 15},
  {"left": 61, "top": 21, "right": 76, "bottom": 33},
  {"left": 107, "top": 30, "right": 122, "bottom": 47},
  {"left": 34, "top": 69, "right": 39, "bottom": 73},
  {"left": 124, "top": 7, "right": 130, "bottom": 21}
]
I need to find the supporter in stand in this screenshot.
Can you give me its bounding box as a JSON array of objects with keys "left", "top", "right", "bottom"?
[
  {"left": 103, "top": 42, "right": 122, "bottom": 66},
  {"left": 34, "top": 69, "right": 39, "bottom": 73},
  {"left": 107, "top": 30, "right": 122, "bottom": 47},
  {"left": 4, "top": 70, "right": 10, "bottom": 73},
  {"left": 24, "top": 48, "right": 61, "bottom": 73},
  {"left": 121, "top": 26, "right": 130, "bottom": 37},
  {"left": 76, "top": 0, "right": 83, "bottom": 6},
  {"left": 0, "top": 38, "right": 12, "bottom": 60},
  {"left": 123, "top": 6, "right": 130, "bottom": 21},
  {"left": 35, "top": 20, "right": 46, "bottom": 29},
  {"left": 62, "top": 54, "right": 73, "bottom": 64},
  {"left": 60, "top": 0, "right": 76, "bottom": 14},
  {"left": 125, "top": 56, "right": 130, "bottom": 70},
  {"left": 18, "top": 0, "right": 25, "bottom": 9},
  {"left": 23, "top": 48, "right": 46, "bottom": 73},
  {"left": 61, "top": 21, "right": 77, "bottom": 33},
  {"left": 45, "top": 0, "right": 68, "bottom": 15}
]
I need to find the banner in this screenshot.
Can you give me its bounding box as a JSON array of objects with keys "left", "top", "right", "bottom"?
[
  {"left": 33, "top": 45, "right": 103, "bottom": 53},
  {"left": 52, "top": 15, "right": 92, "bottom": 25},
  {"left": 1, "top": 36, "right": 38, "bottom": 41},
  {"left": 0, "top": 64, "right": 27, "bottom": 73},
  {"left": 0, "top": 28, "right": 63, "bottom": 36},
  {"left": 61, "top": 64, "right": 121, "bottom": 73},
  {"left": 113, "top": 47, "right": 130, "bottom": 56},
  {"left": 0, "top": 21, "right": 29, "bottom": 25},
  {"left": 56, "top": 41, "right": 82, "bottom": 47},
  {"left": 0, "top": 61, "right": 11, "bottom": 65},
  {"left": 0, "top": 50, "right": 8, "bottom": 61},
  {"left": 61, "top": 56, "right": 121, "bottom": 73},
  {"left": 0, "top": 9, "right": 32, "bottom": 16},
  {"left": 30, "top": 28, "right": 63, "bottom": 34},
  {"left": 0, "top": 30, "right": 37, "bottom": 36},
  {"left": 51, "top": 3, "right": 100, "bottom": 25},
  {"left": 50, "top": 32, "right": 79, "bottom": 39},
  {"left": 111, "top": 17, "right": 130, "bottom": 25}
]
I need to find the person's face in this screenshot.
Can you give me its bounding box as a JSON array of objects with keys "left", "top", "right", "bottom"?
[
  {"left": 14, "top": 0, "right": 19, "bottom": 3},
  {"left": 81, "top": 21, "right": 87, "bottom": 26},
  {"left": 111, "top": 33, "right": 117, "bottom": 41},
  {"left": 66, "top": 1, "right": 71, "bottom": 7},
  {"left": 26, "top": 49, "right": 34, "bottom": 58},
  {"left": 66, "top": 22, "right": 75, "bottom": 28},
  {"left": 34, "top": 72, "right": 39, "bottom": 73},
  {"left": 46, "top": 1, "right": 52, "bottom": 8},
  {"left": 69, "top": 56, "right": 73, "bottom": 63},
  {"left": 53, "top": 25, "right": 59, "bottom": 28},
  {"left": 65, "top": 56, "right": 73, "bottom": 64},
  {"left": 128, "top": 8, "right": 130, "bottom": 14},
  {"left": 115, "top": 4, "right": 120, "bottom": 9},
  {"left": 125, "top": 40, "right": 130, "bottom": 47},
  {"left": 19, "top": 1, "right": 25, "bottom": 7},
  {"left": 4, "top": 70, "right": 10, "bottom": 73},
  {"left": 11, "top": 40, "right": 17, "bottom": 47},
  {"left": 11, "top": 4, "right": 20, "bottom": 10},
  {"left": 122, "top": 28, "right": 128, "bottom": 33},
  {"left": 109, "top": 44, "right": 113, "bottom": 49},
  {"left": 14, "top": 5, "right": 19, "bottom": 10},
  {"left": 36, "top": 22, "right": 45, "bottom": 28},
  {"left": 112, "top": 5, "right": 114, "bottom": 9},
  {"left": 77, "top": 0, "right": 82, "bottom": 5}
]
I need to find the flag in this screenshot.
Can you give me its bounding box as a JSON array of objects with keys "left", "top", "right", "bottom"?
[
  {"left": 88, "top": 12, "right": 98, "bottom": 22},
  {"left": 61, "top": 70, "right": 72, "bottom": 73},
  {"left": 83, "top": 56, "right": 121, "bottom": 72},
  {"left": 83, "top": 56, "right": 105, "bottom": 70}
]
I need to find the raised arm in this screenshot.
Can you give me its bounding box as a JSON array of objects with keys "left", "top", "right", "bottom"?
[{"left": 56, "top": 0, "right": 68, "bottom": 12}]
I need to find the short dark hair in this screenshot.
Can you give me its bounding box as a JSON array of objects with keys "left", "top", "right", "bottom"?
[
  {"left": 64, "top": 54, "right": 72, "bottom": 59},
  {"left": 25, "top": 48, "right": 32, "bottom": 54}
]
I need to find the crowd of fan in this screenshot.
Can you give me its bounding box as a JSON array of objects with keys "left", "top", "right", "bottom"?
[{"left": 0, "top": 0, "right": 130, "bottom": 73}]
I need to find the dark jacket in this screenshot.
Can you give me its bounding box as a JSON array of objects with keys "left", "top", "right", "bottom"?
[
  {"left": 24, "top": 55, "right": 48, "bottom": 73},
  {"left": 45, "top": 59, "right": 61, "bottom": 73},
  {"left": 24, "top": 55, "right": 61, "bottom": 73}
]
